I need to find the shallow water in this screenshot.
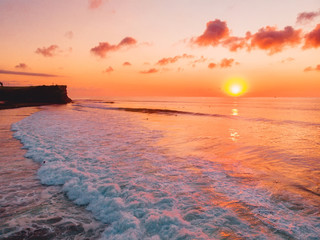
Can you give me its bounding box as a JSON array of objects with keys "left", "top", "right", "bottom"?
[
  {"left": 0, "top": 107, "right": 105, "bottom": 240},
  {"left": 5, "top": 98, "right": 320, "bottom": 239}
]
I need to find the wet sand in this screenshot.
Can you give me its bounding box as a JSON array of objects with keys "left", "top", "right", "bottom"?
[{"left": 0, "top": 107, "right": 105, "bottom": 240}]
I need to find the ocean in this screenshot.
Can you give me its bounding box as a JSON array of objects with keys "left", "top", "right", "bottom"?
[{"left": 1, "top": 97, "right": 320, "bottom": 239}]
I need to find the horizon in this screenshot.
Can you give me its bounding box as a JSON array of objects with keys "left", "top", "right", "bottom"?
[{"left": 0, "top": 0, "right": 319, "bottom": 97}]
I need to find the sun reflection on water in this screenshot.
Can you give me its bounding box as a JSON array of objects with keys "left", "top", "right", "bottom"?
[
  {"left": 229, "top": 128, "right": 240, "bottom": 142},
  {"left": 232, "top": 108, "right": 238, "bottom": 116}
]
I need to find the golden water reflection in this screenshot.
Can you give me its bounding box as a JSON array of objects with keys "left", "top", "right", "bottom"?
[
  {"left": 229, "top": 128, "right": 240, "bottom": 142},
  {"left": 232, "top": 108, "right": 238, "bottom": 116}
]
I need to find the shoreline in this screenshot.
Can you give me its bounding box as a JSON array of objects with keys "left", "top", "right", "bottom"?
[
  {"left": 0, "top": 102, "right": 71, "bottom": 110},
  {"left": 0, "top": 107, "right": 105, "bottom": 239}
]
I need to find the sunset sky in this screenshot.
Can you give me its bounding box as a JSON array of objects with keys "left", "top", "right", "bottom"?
[{"left": 0, "top": 0, "right": 319, "bottom": 97}]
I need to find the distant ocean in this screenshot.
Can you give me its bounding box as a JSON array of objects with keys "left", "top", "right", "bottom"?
[{"left": 1, "top": 97, "right": 320, "bottom": 239}]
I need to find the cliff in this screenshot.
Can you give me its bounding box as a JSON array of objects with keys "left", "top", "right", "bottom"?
[{"left": 0, "top": 85, "right": 72, "bottom": 109}]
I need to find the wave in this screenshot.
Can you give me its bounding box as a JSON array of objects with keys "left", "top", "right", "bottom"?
[{"left": 11, "top": 105, "right": 320, "bottom": 239}]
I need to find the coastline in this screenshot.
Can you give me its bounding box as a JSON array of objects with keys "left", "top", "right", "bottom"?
[
  {"left": 0, "top": 85, "right": 72, "bottom": 110},
  {"left": 0, "top": 102, "right": 69, "bottom": 110},
  {"left": 0, "top": 106, "right": 105, "bottom": 239}
]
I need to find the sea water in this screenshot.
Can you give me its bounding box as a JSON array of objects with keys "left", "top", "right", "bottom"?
[{"left": 4, "top": 98, "right": 320, "bottom": 239}]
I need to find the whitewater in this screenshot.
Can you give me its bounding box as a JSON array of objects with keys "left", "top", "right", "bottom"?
[{"left": 5, "top": 98, "right": 320, "bottom": 239}]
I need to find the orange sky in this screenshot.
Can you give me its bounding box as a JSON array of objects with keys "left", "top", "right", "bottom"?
[{"left": 0, "top": 0, "right": 319, "bottom": 97}]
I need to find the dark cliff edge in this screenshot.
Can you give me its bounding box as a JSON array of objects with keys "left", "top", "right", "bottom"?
[{"left": 0, "top": 85, "right": 72, "bottom": 109}]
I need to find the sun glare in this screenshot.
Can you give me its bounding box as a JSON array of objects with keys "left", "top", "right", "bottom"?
[{"left": 223, "top": 77, "right": 248, "bottom": 97}]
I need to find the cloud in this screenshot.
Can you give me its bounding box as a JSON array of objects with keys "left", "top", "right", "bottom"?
[
  {"left": 192, "top": 20, "right": 305, "bottom": 55},
  {"left": 249, "top": 26, "right": 302, "bottom": 54},
  {"left": 222, "top": 35, "right": 250, "bottom": 52},
  {"left": 0, "top": 69, "right": 59, "bottom": 77},
  {"left": 208, "top": 63, "right": 217, "bottom": 69},
  {"left": 15, "top": 63, "right": 28, "bottom": 69},
  {"left": 303, "top": 66, "right": 313, "bottom": 72},
  {"left": 313, "top": 65, "right": 320, "bottom": 71},
  {"left": 220, "top": 58, "right": 235, "bottom": 68},
  {"left": 90, "top": 42, "right": 116, "bottom": 58},
  {"left": 192, "top": 19, "right": 247, "bottom": 52},
  {"left": 140, "top": 68, "right": 158, "bottom": 74},
  {"left": 123, "top": 62, "right": 132, "bottom": 66},
  {"left": 156, "top": 54, "right": 194, "bottom": 66},
  {"left": 90, "top": 37, "right": 137, "bottom": 58},
  {"left": 192, "top": 56, "right": 207, "bottom": 64},
  {"left": 304, "top": 64, "right": 320, "bottom": 72},
  {"left": 35, "top": 45, "right": 59, "bottom": 57},
  {"left": 118, "top": 37, "right": 137, "bottom": 46},
  {"left": 193, "top": 19, "right": 230, "bottom": 46},
  {"left": 281, "top": 57, "right": 295, "bottom": 63},
  {"left": 89, "top": 0, "right": 103, "bottom": 9},
  {"left": 207, "top": 58, "right": 238, "bottom": 69},
  {"left": 157, "top": 56, "right": 179, "bottom": 65},
  {"left": 303, "top": 24, "right": 320, "bottom": 49},
  {"left": 65, "top": 31, "right": 73, "bottom": 39},
  {"left": 296, "top": 9, "right": 320, "bottom": 24},
  {"left": 103, "top": 66, "right": 114, "bottom": 73}
]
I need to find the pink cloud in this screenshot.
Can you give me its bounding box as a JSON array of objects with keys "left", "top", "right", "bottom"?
[
  {"left": 192, "top": 20, "right": 304, "bottom": 55},
  {"left": 222, "top": 34, "right": 250, "bottom": 52},
  {"left": 304, "top": 64, "right": 320, "bottom": 72},
  {"left": 296, "top": 9, "right": 320, "bottom": 24},
  {"left": 193, "top": 19, "right": 230, "bottom": 46},
  {"left": 208, "top": 63, "right": 217, "bottom": 69},
  {"left": 90, "top": 37, "right": 137, "bottom": 58},
  {"left": 220, "top": 58, "right": 235, "bottom": 68},
  {"left": 15, "top": 63, "right": 28, "bottom": 69},
  {"left": 118, "top": 37, "right": 137, "bottom": 46},
  {"left": 156, "top": 54, "right": 194, "bottom": 66},
  {"left": 123, "top": 62, "right": 132, "bottom": 66},
  {"left": 249, "top": 26, "right": 302, "bottom": 54},
  {"left": 140, "top": 68, "right": 158, "bottom": 74},
  {"left": 89, "top": 0, "right": 103, "bottom": 9},
  {"left": 90, "top": 42, "right": 117, "bottom": 58},
  {"left": 103, "top": 66, "right": 114, "bottom": 73},
  {"left": 303, "top": 24, "right": 320, "bottom": 49},
  {"left": 192, "top": 19, "right": 247, "bottom": 52},
  {"left": 35, "top": 45, "right": 59, "bottom": 57}
]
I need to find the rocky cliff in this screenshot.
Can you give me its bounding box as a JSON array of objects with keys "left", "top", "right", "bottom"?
[{"left": 0, "top": 85, "right": 72, "bottom": 109}]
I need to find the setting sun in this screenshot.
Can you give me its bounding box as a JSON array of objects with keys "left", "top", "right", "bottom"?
[
  {"left": 223, "top": 77, "right": 248, "bottom": 97},
  {"left": 1, "top": 1, "right": 320, "bottom": 239}
]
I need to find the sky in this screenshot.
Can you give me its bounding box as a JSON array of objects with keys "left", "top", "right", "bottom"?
[{"left": 0, "top": 0, "right": 319, "bottom": 97}]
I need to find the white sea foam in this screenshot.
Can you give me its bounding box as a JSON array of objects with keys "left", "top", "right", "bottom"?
[{"left": 11, "top": 100, "right": 320, "bottom": 239}]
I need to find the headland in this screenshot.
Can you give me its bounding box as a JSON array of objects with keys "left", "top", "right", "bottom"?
[{"left": 0, "top": 85, "right": 72, "bottom": 109}]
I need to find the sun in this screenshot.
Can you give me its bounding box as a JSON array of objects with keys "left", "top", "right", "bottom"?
[{"left": 223, "top": 77, "right": 248, "bottom": 97}]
